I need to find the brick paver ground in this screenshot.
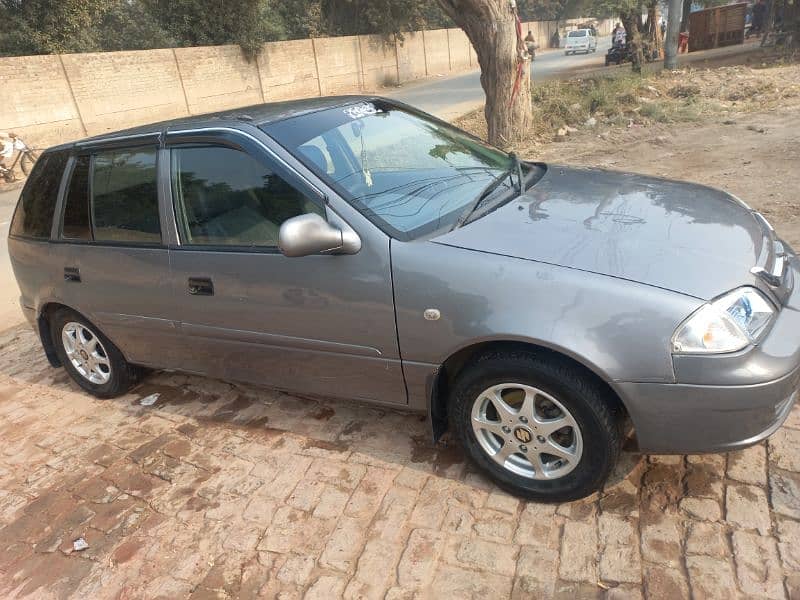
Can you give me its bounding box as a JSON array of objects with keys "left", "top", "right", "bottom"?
[{"left": 0, "top": 324, "right": 798, "bottom": 599}]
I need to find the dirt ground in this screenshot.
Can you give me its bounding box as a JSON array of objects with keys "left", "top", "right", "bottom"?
[{"left": 1, "top": 66, "right": 800, "bottom": 598}]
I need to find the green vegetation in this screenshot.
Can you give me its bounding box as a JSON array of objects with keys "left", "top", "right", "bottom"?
[{"left": 0, "top": 0, "right": 455, "bottom": 57}]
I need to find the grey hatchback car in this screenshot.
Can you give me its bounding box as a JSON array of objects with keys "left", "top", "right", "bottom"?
[{"left": 9, "top": 97, "right": 799, "bottom": 501}]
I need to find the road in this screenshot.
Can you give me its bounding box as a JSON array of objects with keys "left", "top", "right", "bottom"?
[{"left": 386, "top": 37, "right": 613, "bottom": 120}]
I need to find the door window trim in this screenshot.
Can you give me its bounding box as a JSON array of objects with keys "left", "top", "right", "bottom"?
[
  {"left": 165, "top": 129, "right": 328, "bottom": 255},
  {"left": 56, "top": 143, "right": 166, "bottom": 248}
]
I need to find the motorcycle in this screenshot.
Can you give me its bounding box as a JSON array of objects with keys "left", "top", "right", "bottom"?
[
  {"left": 605, "top": 42, "right": 659, "bottom": 66},
  {"left": 605, "top": 42, "right": 631, "bottom": 66}
]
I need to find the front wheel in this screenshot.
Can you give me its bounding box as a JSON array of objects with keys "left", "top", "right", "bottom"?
[
  {"left": 450, "top": 351, "right": 622, "bottom": 502},
  {"left": 20, "top": 151, "right": 38, "bottom": 176},
  {"left": 51, "top": 308, "right": 141, "bottom": 398}
]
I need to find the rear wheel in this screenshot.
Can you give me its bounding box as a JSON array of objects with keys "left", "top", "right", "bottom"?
[
  {"left": 450, "top": 351, "right": 622, "bottom": 502},
  {"left": 51, "top": 308, "right": 140, "bottom": 398}
]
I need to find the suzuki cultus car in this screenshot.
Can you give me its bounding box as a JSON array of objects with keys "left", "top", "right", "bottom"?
[{"left": 9, "top": 97, "right": 799, "bottom": 501}]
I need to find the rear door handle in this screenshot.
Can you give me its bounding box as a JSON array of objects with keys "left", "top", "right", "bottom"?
[
  {"left": 64, "top": 267, "right": 81, "bottom": 282},
  {"left": 188, "top": 277, "right": 214, "bottom": 296}
]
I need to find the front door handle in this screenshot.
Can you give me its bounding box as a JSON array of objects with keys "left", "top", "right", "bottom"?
[
  {"left": 64, "top": 267, "right": 81, "bottom": 282},
  {"left": 188, "top": 277, "right": 214, "bottom": 296}
]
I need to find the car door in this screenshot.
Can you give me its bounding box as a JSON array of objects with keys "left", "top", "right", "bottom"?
[
  {"left": 53, "top": 137, "right": 182, "bottom": 368},
  {"left": 163, "top": 128, "right": 407, "bottom": 406}
]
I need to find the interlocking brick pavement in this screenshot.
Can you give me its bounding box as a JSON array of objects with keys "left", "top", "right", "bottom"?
[{"left": 0, "top": 324, "right": 798, "bottom": 599}]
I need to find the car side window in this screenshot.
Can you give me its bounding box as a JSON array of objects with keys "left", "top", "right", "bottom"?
[
  {"left": 62, "top": 155, "right": 92, "bottom": 240},
  {"left": 170, "top": 145, "right": 324, "bottom": 248},
  {"left": 10, "top": 151, "right": 68, "bottom": 239},
  {"left": 91, "top": 148, "right": 161, "bottom": 244}
]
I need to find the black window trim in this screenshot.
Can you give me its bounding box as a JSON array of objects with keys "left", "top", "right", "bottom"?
[
  {"left": 8, "top": 150, "right": 70, "bottom": 243},
  {"left": 59, "top": 153, "right": 93, "bottom": 242},
  {"left": 56, "top": 143, "right": 166, "bottom": 249},
  {"left": 165, "top": 129, "right": 328, "bottom": 255}
]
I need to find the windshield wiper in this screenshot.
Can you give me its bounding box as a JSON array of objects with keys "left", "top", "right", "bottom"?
[{"left": 451, "top": 153, "right": 523, "bottom": 231}]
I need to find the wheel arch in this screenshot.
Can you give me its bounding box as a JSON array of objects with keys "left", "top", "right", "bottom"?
[
  {"left": 428, "top": 339, "right": 631, "bottom": 442},
  {"left": 37, "top": 302, "right": 127, "bottom": 368},
  {"left": 37, "top": 302, "right": 68, "bottom": 367}
]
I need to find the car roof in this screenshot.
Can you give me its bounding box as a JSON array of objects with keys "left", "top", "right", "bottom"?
[{"left": 46, "top": 95, "right": 380, "bottom": 152}]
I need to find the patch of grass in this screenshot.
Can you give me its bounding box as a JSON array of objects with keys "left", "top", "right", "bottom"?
[
  {"left": 667, "top": 83, "right": 701, "bottom": 98},
  {"left": 454, "top": 59, "right": 800, "bottom": 148}
]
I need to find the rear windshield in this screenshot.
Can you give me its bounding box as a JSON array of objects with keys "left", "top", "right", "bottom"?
[
  {"left": 10, "top": 151, "right": 68, "bottom": 239},
  {"left": 568, "top": 30, "right": 588, "bottom": 37}
]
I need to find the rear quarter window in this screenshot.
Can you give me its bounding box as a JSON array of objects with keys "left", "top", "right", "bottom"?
[{"left": 10, "top": 151, "right": 68, "bottom": 239}]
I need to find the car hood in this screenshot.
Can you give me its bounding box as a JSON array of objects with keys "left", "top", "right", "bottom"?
[{"left": 432, "top": 165, "right": 771, "bottom": 300}]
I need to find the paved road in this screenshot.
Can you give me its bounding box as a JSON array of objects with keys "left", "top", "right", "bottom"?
[{"left": 387, "top": 37, "right": 613, "bottom": 120}]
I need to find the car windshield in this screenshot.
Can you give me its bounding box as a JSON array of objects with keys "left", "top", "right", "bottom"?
[
  {"left": 263, "top": 100, "right": 540, "bottom": 240},
  {"left": 568, "top": 30, "right": 588, "bottom": 37}
]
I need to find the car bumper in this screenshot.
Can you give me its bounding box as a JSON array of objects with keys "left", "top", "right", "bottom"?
[
  {"left": 618, "top": 254, "right": 800, "bottom": 454},
  {"left": 617, "top": 366, "right": 799, "bottom": 453}
]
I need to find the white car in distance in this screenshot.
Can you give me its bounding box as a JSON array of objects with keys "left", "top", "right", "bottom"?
[{"left": 564, "top": 29, "right": 597, "bottom": 55}]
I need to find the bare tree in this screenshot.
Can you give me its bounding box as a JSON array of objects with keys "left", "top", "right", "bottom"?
[{"left": 436, "top": 0, "right": 533, "bottom": 147}]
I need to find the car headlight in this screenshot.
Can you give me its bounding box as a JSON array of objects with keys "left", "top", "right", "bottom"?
[{"left": 672, "top": 287, "right": 775, "bottom": 354}]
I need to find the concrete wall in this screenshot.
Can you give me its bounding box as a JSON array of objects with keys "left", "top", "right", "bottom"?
[
  {"left": 174, "top": 45, "right": 263, "bottom": 113},
  {"left": 258, "top": 39, "right": 320, "bottom": 101},
  {"left": 313, "top": 35, "right": 362, "bottom": 95},
  {"left": 1, "top": 19, "right": 604, "bottom": 149},
  {"left": 359, "top": 35, "right": 398, "bottom": 89},
  {"left": 59, "top": 49, "right": 188, "bottom": 137},
  {"left": 447, "top": 29, "right": 471, "bottom": 71},
  {"left": 422, "top": 29, "right": 450, "bottom": 75},
  {"left": 0, "top": 55, "right": 85, "bottom": 145},
  {"left": 396, "top": 32, "right": 427, "bottom": 83}
]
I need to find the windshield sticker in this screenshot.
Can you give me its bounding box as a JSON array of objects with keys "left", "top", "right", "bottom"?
[{"left": 344, "top": 102, "right": 381, "bottom": 119}]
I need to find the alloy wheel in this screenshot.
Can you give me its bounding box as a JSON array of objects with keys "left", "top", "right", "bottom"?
[
  {"left": 62, "top": 322, "right": 112, "bottom": 385},
  {"left": 470, "top": 383, "right": 583, "bottom": 480}
]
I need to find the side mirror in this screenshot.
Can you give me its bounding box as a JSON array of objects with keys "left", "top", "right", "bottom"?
[{"left": 278, "top": 213, "right": 360, "bottom": 257}]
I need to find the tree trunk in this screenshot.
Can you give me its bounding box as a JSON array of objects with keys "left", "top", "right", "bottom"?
[
  {"left": 621, "top": 9, "right": 645, "bottom": 73},
  {"left": 664, "top": 0, "right": 683, "bottom": 68},
  {"left": 645, "top": 0, "right": 663, "bottom": 59},
  {"left": 437, "top": 0, "right": 532, "bottom": 147}
]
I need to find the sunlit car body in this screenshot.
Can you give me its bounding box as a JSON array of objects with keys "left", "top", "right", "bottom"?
[
  {"left": 565, "top": 28, "right": 598, "bottom": 55},
  {"left": 9, "top": 96, "right": 799, "bottom": 501}
]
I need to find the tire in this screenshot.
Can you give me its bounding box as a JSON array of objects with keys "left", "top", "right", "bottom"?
[
  {"left": 50, "top": 308, "right": 141, "bottom": 398},
  {"left": 20, "top": 151, "right": 37, "bottom": 176},
  {"left": 450, "top": 351, "right": 622, "bottom": 502},
  {"left": 565, "top": 51, "right": 570, "bottom": 55}
]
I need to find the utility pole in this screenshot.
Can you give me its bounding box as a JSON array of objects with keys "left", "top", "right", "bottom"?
[{"left": 664, "top": 0, "right": 683, "bottom": 69}]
